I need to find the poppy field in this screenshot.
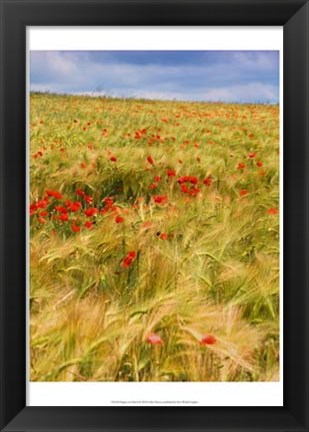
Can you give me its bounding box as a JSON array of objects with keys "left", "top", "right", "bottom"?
[{"left": 30, "top": 93, "right": 280, "bottom": 382}]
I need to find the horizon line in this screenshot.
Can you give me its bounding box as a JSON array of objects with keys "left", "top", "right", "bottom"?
[{"left": 30, "top": 90, "right": 279, "bottom": 106}]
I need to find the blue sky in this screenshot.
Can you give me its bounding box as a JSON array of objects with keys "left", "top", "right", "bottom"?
[{"left": 30, "top": 51, "right": 279, "bottom": 104}]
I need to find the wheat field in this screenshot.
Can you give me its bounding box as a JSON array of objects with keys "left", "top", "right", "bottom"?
[{"left": 30, "top": 93, "right": 280, "bottom": 382}]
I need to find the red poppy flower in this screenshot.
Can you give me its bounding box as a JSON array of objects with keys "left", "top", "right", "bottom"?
[
  {"left": 153, "top": 195, "right": 168, "bottom": 204},
  {"left": 30, "top": 203, "right": 38, "bottom": 211},
  {"left": 115, "top": 215, "right": 124, "bottom": 224},
  {"left": 110, "top": 156, "right": 117, "bottom": 162},
  {"left": 160, "top": 233, "right": 168, "bottom": 240},
  {"left": 147, "top": 155, "right": 154, "bottom": 165},
  {"left": 237, "top": 162, "right": 245, "bottom": 170},
  {"left": 59, "top": 213, "right": 69, "bottom": 222},
  {"left": 167, "top": 169, "right": 176, "bottom": 177},
  {"left": 142, "top": 221, "right": 153, "bottom": 229},
  {"left": 146, "top": 333, "right": 163, "bottom": 345},
  {"left": 84, "top": 207, "right": 98, "bottom": 217},
  {"left": 30, "top": 204, "right": 38, "bottom": 215},
  {"left": 68, "top": 204, "right": 80, "bottom": 212},
  {"left": 178, "top": 176, "right": 198, "bottom": 185},
  {"left": 122, "top": 251, "right": 136, "bottom": 268},
  {"left": 189, "top": 186, "right": 201, "bottom": 197},
  {"left": 39, "top": 211, "right": 48, "bottom": 217},
  {"left": 149, "top": 183, "right": 158, "bottom": 190},
  {"left": 84, "top": 221, "right": 94, "bottom": 230},
  {"left": 84, "top": 195, "right": 93, "bottom": 204},
  {"left": 80, "top": 163, "right": 87, "bottom": 169},
  {"left": 240, "top": 189, "right": 248, "bottom": 196},
  {"left": 178, "top": 176, "right": 187, "bottom": 184},
  {"left": 55, "top": 205, "right": 68, "bottom": 214},
  {"left": 180, "top": 184, "right": 190, "bottom": 193},
  {"left": 203, "top": 175, "right": 212, "bottom": 186},
  {"left": 248, "top": 152, "right": 256, "bottom": 158},
  {"left": 46, "top": 190, "right": 63, "bottom": 199},
  {"left": 38, "top": 217, "right": 46, "bottom": 224},
  {"left": 101, "top": 199, "right": 117, "bottom": 214},
  {"left": 33, "top": 151, "right": 43, "bottom": 159},
  {"left": 268, "top": 207, "right": 278, "bottom": 215},
  {"left": 76, "top": 189, "right": 85, "bottom": 197},
  {"left": 200, "top": 334, "right": 217, "bottom": 345},
  {"left": 103, "top": 197, "right": 114, "bottom": 207},
  {"left": 67, "top": 201, "right": 82, "bottom": 212},
  {"left": 71, "top": 223, "right": 81, "bottom": 233},
  {"left": 154, "top": 176, "right": 161, "bottom": 182},
  {"left": 37, "top": 199, "right": 49, "bottom": 209},
  {"left": 189, "top": 176, "right": 198, "bottom": 184},
  {"left": 256, "top": 160, "right": 263, "bottom": 167}
]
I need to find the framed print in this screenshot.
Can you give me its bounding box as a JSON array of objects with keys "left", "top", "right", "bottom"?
[
  {"left": 0, "top": 0, "right": 308, "bottom": 431},
  {"left": 27, "top": 27, "right": 284, "bottom": 407}
]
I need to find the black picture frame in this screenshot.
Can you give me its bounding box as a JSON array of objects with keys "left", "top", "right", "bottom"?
[{"left": 0, "top": 0, "right": 308, "bottom": 431}]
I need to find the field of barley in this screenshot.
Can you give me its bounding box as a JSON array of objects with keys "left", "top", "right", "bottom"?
[{"left": 30, "top": 93, "right": 280, "bottom": 382}]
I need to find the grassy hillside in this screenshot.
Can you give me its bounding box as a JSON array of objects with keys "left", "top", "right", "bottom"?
[{"left": 30, "top": 93, "right": 280, "bottom": 382}]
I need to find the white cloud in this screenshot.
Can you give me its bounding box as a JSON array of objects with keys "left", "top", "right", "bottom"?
[
  {"left": 31, "top": 52, "right": 78, "bottom": 81},
  {"left": 231, "top": 52, "right": 278, "bottom": 71},
  {"left": 201, "top": 83, "right": 278, "bottom": 103},
  {"left": 30, "top": 51, "right": 279, "bottom": 103}
]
